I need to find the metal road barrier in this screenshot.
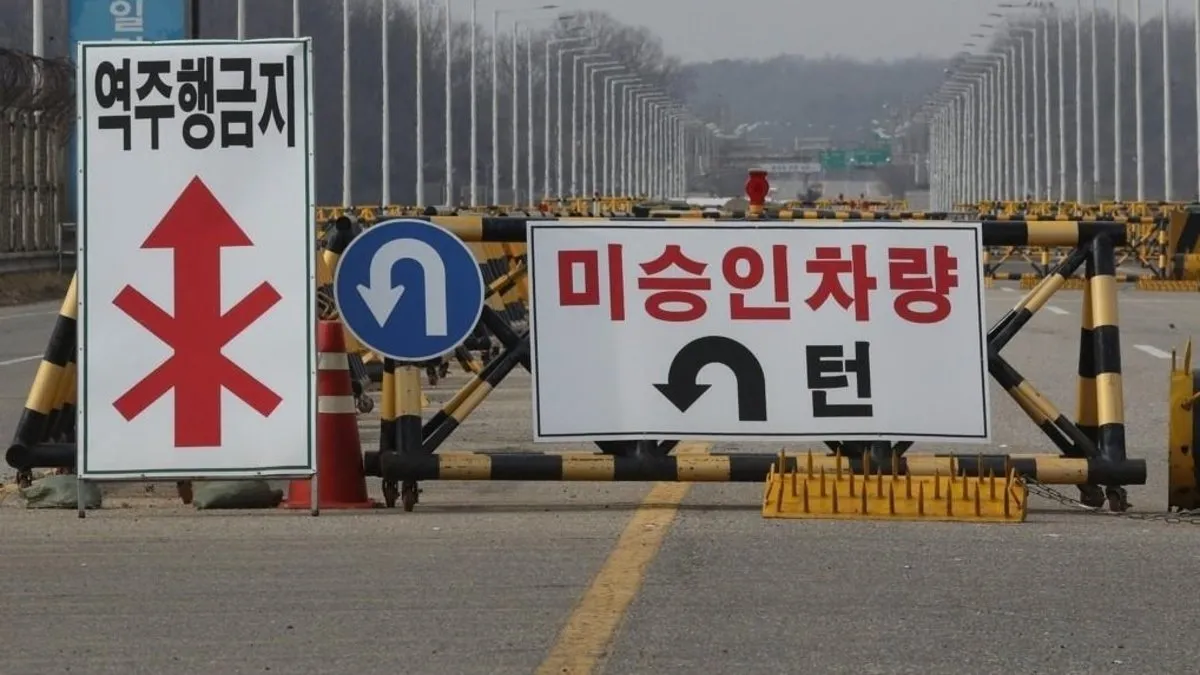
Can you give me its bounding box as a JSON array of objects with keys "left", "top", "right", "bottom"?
[
  {"left": 299, "top": 215, "right": 1152, "bottom": 513},
  {"left": 314, "top": 203, "right": 1200, "bottom": 287},
  {"left": 5, "top": 275, "right": 77, "bottom": 485},
  {"left": 5, "top": 213, "right": 1159, "bottom": 514}
]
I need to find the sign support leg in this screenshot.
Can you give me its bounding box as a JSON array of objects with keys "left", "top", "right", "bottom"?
[
  {"left": 309, "top": 454, "right": 321, "bottom": 518},
  {"left": 396, "top": 363, "right": 424, "bottom": 512},
  {"left": 379, "top": 358, "right": 399, "bottom": 507},
  {"left": 76, "top": 475, "right": 86, "bottom": 519}
]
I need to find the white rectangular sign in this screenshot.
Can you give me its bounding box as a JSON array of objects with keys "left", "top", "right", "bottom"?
[
  {"left": 759, "top": 162, "right": 821, "bottom": 174},
  {"left": 77, "top": 39, "right": 317, "bottom": 479},
  {"left": 528, "top": 220, "right": 990, "bottom": 443}
]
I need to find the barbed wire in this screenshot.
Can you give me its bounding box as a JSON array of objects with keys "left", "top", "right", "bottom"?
[{"left": 0, "top": 48, "right": 75, "bottom": 124}]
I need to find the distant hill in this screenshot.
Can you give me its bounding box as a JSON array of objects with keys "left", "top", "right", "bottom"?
[{"left": 681, "top": 55, "right": 948, "bottom": 146}]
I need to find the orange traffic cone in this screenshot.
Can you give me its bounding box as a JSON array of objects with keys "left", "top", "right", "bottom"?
[{"left": 284, "top": 321, "right": 373, "bottom": 509}]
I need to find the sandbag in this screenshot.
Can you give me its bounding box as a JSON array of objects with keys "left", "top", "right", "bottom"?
[
  {"left": 192, "top": 481, "right": 283, "bottom": 509},
  {"left": 20, "top": 475, "right": 102, "bottom": 510}
]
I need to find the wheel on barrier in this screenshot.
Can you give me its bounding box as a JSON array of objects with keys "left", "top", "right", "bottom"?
[
  {"left": 356, "top": 395, "right": 375, "bottom": 414},
  {"left": 1077, "top": 485, "right": 1106, "bottom": 508},
  {"left": 1106, "top": 486, "right": 1131, "bottom": 512},
  {"left": 382, "top": 480, "right": 399, "bottom": 508},
  {"left": 401, "top": 481, "right": 419, "bottom": 512}
]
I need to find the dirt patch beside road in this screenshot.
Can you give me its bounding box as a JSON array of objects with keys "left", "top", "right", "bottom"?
[{"left": 0, "top": 271, "right": 72, "bottom": 306}]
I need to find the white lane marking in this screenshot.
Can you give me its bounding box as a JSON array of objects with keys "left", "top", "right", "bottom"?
[
  {"left": 1134, "top": 344, "right": 1172, "bottom": 359},
  {"left": 1045, "top": 305, "right": 1070, "bottom": 315},
  {"left": 0, "top": 310, "right": 56, "bottom": 323},
  {"left": 0, "top": 354, "right": 42, "bottom": 367},
  {"left": 999, "top": 287, "right": 1016, "bottom": 293}
]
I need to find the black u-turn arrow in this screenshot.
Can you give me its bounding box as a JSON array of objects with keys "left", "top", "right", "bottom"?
[{"left": 653, "top": 335, "right": 768, "bottom": 421}]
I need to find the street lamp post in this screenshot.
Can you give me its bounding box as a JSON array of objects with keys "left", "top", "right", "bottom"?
[
  {"left": 469, "top": 0, "right": 478, "bottom": 206},
  {"left": 381, "top": 0, "right": 391, "bottom": 206},
  {"left": 444, "top": 0, "right": 453, "bottom": 206},
  {"left": 525, "top": 27, "right": 535, "bottom": 208},
  {"left": 556, "top": 46, "right": 588, "bottom": 199},
  {"left": 640, "top": 94, "right": 669, "bottom": 197},
  {"left": 588, "top": 65, "right": 624, "bottom": 196},
  {"left": 492, "top": 4, "right": 559, "bottom": 205},
  {"left": 1134, "top": 0, "right": 1145, "bottom": 201},
  {"left": 512, "top": 21, "right": 521, "bottom": 206},
  {"left": 545, "top": 38, "right": 588, "bottom": 201},
  {"left": 416, "top": 0, "right": 425, "bottom": 205},
  {"left": 1114, "top": 0, "right": 1122, "bottom": 200},
  {"left": 1075, "top": 0, "right": 1083, "bottom": 202},
  {"left": 1163, "top": 0, "right": 1172, "bottom": 201},
  {"left": 1056, "top": 9, "right": 1066, "bottom": 203},
  {"left": 1092, "top": 0, "right": 1100, "bottom": 199},
  {"left": 622, "top": 84, "right": 652, "bottom": 197},
  {"left": 1012, "top": 28, "right": 1040, "bottom": 199},
  {"left": 573, "top": 54, "right": 612, "bottom": 197},
  {"left": 342, "top": 0, "right": 352, "bottom": 205},
  {"left": 606, "top": 76, "right": 639, "bottom": 197},
  {"left": 1040, "top": 13, "right": 1052, "bottom": 201}
]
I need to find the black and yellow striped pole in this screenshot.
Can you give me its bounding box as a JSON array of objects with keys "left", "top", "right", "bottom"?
[
  {"left": 366, "top": 451, "right": 1147, "bottom": 487},
  {"left": 379, "top": 358, "right": 397, "bottom": 453},
  {"left": 1088, "top": 235, "right": 1129, "bottom": 511},
  {"left": 1073, "top": 256, "right": 1105, "bottom": 507},
  {"left": 394, "top": 363, "right": 424, "bottom": 511}
]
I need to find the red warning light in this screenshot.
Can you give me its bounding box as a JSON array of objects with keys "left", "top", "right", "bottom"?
[{"left": 745, "top": 169, "right": 769, "bottom": 207}]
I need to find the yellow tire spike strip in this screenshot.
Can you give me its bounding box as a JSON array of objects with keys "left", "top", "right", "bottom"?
[{"left": 762, "top": 451, "right": 1027, "bottom": 523}]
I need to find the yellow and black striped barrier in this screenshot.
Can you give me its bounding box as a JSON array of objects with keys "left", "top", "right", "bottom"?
[
  {"left": 361, "top": 450, "right": 1145, "bottom": 487},
  {"left": 331, "top": 217, "right": 1148, "bottom": 513},
  {"left": 5, "top": 275, "right": 78, "bottom": 486},
  {"left": 6, "top": 215, "right": 1158, "bottom": 517}
]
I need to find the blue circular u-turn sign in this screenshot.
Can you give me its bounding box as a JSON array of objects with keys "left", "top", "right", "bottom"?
[{"left": 334, "top": 218, "right": 485, "bottom": 362}]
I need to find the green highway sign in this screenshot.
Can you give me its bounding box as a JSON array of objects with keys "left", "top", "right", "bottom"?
[{"left": 819, "top": 148, "right": 892, "bottom": 170}]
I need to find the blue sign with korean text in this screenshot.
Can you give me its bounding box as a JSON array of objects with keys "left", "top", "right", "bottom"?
[
  {"left": 67, "top": 0, "right": 188, "bottom": 219},
  {"left": 69, "top": 0, "right": 189, "bottom": 45}
]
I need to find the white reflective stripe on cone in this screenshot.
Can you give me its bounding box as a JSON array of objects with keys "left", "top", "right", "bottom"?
[
  {"left": 316, "top": 352, "right": 350, "bottom": 371},
  {"left": 317, "top": 395, "right": 357, "bottom": 414}
]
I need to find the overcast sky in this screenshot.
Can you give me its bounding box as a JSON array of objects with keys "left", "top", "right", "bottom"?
[{"left": 471, "top": 0, "right": 1175, "bottom": 63}]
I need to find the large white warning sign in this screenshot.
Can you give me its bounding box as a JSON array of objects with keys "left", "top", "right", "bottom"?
[
  {"left": 77, "top": 39, "right": 317, "bottom": 479},
  {"left": 528, "top": 221, "right": 991, "bottom": 443}
]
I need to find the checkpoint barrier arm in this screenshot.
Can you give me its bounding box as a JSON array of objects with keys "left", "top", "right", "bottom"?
[
  {"left": 362, "top": 450, "right": 1148, "bottom": 486},
  {"left": 427, "top": 217, "right": 1130, "bottom": 248},
  {"left": 343, "top": 216, "right": 1144, "bottom": 514}
]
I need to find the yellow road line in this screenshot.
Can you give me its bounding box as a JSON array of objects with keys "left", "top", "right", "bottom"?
[{"left": 535, "top": 442, "right": 710, "bottom": 675}]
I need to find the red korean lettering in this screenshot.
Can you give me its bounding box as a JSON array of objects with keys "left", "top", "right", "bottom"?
[
  {"left": 636, "top": 244, "right": 711, "bottom": 322},
  {"left": 557, "top": 245, "right": 626, "bottom": 321},
  {"left": 722, "top": 244, "right": 791, "bottom": 320},
  {"left": 804, "top": 244, "right": 877, "bottom": 322},
  {"left": 888, "top": 245, "right": 958, "bottom": 324}
]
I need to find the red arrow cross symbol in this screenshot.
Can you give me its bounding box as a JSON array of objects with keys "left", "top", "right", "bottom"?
[{"left": 112, "top": 176, "right": 283, "bottom": 447}]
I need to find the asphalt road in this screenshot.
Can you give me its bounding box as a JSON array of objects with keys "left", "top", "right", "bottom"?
[{"left": 3, "top": 286, "right": 1200, "bottom": 675}]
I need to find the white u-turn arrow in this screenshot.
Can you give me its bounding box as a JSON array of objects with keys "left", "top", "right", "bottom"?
[{"left": 356, "top": 238, "right": 448, "bottom": 335}]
